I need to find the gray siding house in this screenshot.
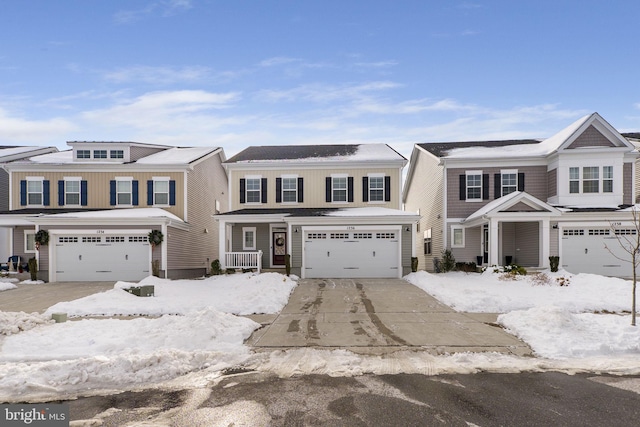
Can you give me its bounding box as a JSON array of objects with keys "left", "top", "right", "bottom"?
[{"left": 404, "top": 112, "right": 640, "bottom": 277}]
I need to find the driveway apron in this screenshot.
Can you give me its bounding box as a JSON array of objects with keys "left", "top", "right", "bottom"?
[{"left": 248, "top": 278, "right": 531, "bottom": 355}]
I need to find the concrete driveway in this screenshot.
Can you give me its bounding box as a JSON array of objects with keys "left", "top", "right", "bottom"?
[
  {"left": 247, "top": 278, "right": 532, "bottom": 356},
  {"left": 0, "top": 282, "right": 115, "bottom": 313}
]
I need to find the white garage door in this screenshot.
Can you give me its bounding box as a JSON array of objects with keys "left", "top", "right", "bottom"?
[
  {"left": 561, "top": 228, "right": 636, "bottom": 277},
  {"left": 304, "top": 230, "right": 400, "bottom": 278},
  {"left": 54, "top": 234, "right": 150, "bottom": 281}
]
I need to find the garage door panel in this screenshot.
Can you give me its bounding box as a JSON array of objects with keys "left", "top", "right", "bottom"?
[
  {"left": 304, "top": 230, "right": 399, "bottom": 278},
  {"left": 54, "top": 234, "right": 150, "bottom": 282},
  {"left": 562, "top": 228, "right": 636, "bottom": 277}
]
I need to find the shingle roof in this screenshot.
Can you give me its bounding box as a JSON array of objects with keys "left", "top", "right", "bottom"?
[
  {"left": 216, "top": 208, "right": 341, "bottom": 217},
  {"left": 418, "top": 139, "right": 541, "bottom": 158},
  {"left": 225, "top": 144, "right": 405, "bottom": 164},
  {"left": 623, "top": 132, "right": 640, "bottom": 140}
]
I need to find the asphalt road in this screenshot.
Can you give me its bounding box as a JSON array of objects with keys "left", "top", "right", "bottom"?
[{"left": 65, "top": 372, "right": 640, "bottom": 426}]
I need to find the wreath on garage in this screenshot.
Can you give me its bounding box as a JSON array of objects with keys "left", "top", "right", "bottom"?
[
  {"left": 148, "top": 230, "right": 164, "bottom": 249},
  {"left": 34, "top": 229, "right": 50, "bottom": 250}
]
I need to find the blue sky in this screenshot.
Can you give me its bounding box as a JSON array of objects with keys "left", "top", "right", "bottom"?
[{"left": 1, "top": 0, "right": 639, "bottom": 159}]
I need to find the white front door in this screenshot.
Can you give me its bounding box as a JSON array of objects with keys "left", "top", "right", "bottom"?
[
  {"left": 304, "top": 229, "right": 400, "bottom": 278},
  {"left": 54, "top": 234, "right": 150, "bottom": 281}
]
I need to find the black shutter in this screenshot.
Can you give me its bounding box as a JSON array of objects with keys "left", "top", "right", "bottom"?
[
  {"left": 147, "top": 180, "right": 154, "bottom": 205},
  {"left": 494, "top": 173, "right": 501, "bottom": 199},
  {"left": 239, "top": 179, "right": 246, "bottom": 204},
  {"left": 326, "top": 177, "right": 331, "bottom": 202},
  {"left": 276, "top": 178, "right": 282, "bottom": 203},
  {"left": 482, "top": 174, "right": 489, "bottom": 200},
  {"left": 347, "top": 177, "right": 354, "bottom": 202},
  {"left": 58, "top": 180, "right": 65, "bottom": 206},
  {"left": 297, "top": 177, "right": 304, "bottom": 203},
  {"left": 169, "top": 180, "right": 176, "bottom": 205},
  {"left": 43, "top": 180, "right": 50, "bottom": 206},
  {"left": 459, "top": 175, "right": 466, "bottom": 200},
  {"left": 362, "top": 177, "right": 369, "bottom": 202},
  {"left": 384, "top": 176, "right": 391, "bottom": 202},
  {"left": 261, "top": 178, "right": 267, "bottom": 203},
  {"left": 81, "top": 180, "right": 88, "bottom": 206},
  {"left": 518, "top": 172, "right": 525, "bottom": 192},
  {"left": 132, "top": 180, "right": 139, "bottom": 205},
  {"left": 20, "top": 180, "right": 27, "bottom": 206},
  {"left": 110, "top": 180, "right": 116, "bottom": 205}
]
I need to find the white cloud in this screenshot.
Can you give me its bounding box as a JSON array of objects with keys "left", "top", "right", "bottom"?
[
  {"left": 104, "top": 66, "right": 212, "bottom": 84},
  {"left": 0, "top": 108, "right": 76, "bottom": 143},
  {"left": 256, "top": 81, "right": 401, "bottom": 103},
  {"left": 258, "top": 57, "right": 301, "bottom": 67},
  {"left": 114, "top": 0, "right": 192, "bottom": 24}
]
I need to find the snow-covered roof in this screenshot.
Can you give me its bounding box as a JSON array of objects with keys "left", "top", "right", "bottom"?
[
  {"left": 0, "top": 146, "right": 58, "bottom": 162},
  {"left": 225, "top": 144, "right": 406, "bottom": 164},
  {"left": 41, "top": 207, "right": 183, "bottom": 222},
  {"left": 325, "top": 207, "right": 419, "bottom": 217},
  {"left": 135, "top": 147, "right": 219, "bottom": 165}
]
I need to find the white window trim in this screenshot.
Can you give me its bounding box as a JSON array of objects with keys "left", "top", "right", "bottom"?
[
  {"left": 115, "top": 177, "right": 133, "bottom": 207},
  {"left": 152, "top": 176, "right": 171, "bottom": 207},
  {"left": 367, "top": 173, "right": 385, "bottom": 203},
  {"left": 451, "top": 225, "right": 465, "bottom": 248},
  {"left": 63, "top": 177, "right": 82, "bottom": 207},
  {"left": 243, "top": 227, "right": 257, "bottom": 250},
  {"left": 25, "top": 176, "right": 44, "bottom": 207},
  {"left": 465, "top": 170, "right": 483, "bottom": 202},
  {"left": 245, "top": 175, "right": 262, "bottom": 205},
  {"left": 331, "top": 173, "right": 348, "bottom": 203},
  {"left": 24, "top": 230, "right": 36, "bottom": 253},
  {"left": 281, "top": 174, "right": 298, "bottom": 204}
]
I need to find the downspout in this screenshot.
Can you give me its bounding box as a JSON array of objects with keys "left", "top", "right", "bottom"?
[{"left": 162, "top": 222, "right": 168, "bottom": 279}]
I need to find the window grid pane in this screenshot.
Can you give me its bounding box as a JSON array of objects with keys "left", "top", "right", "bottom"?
[
  {"left": 94, "top": 150, "right": 107, "bottom": 159},
  {"left": 501, "top": 173, "right": 517, "bottom": 196},
  {"left": 282, "top": 178, "right": 297, "bottom": 202},
  {"left": 116, "top": 180, "right": 132, "bottom": 205},
  {"left": 369, "top": 177, "right": 384, "bottom": 201},
  {"left": 466, "top": 175, "right": 482, "bottom": 200},
  {"left": 332, "top": 177, "right": 347, "bottom": 202},
  {"left": 246, "top": 179, "right": 261, "bottom": 203}
]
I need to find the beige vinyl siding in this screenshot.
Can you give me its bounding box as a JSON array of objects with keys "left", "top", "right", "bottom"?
[
  {"left": 11, "top": 171, "right": 185, "bottom": 218},
  {"left": 168, "top": 152, "right": 229, "bottom": 275},
  {"left": 291, "top": 227, "right": 303, "bottom": 276},
  {"left": 447, "top": 166, "right": 548, "bottom": 219},
  {"left": 623, "top": 162, "right": 633, "bottom": 205},
  {"left": 514, "top": 222, "right": 539, "bottom": 266},
  {"left": 229, "top": 167, "right": 402, "bottom": 210},
  {"left": 401, "top": 224, "right": 413, "bottom": 276},
  {"left": 403, "top": 150, "right": 444, "bottom": 272}
]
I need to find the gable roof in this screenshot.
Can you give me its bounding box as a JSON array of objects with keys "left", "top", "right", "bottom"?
[
  {"left": 0, "top": 146, "right": 58, "bottom": 162},
  {"left": 463, "top": 191, "right": 561, "bottom": 226},
  {"left": 225, "top": 144, "right": 406, "bottom": 165},
  {"left": 416, "top": 113, "right": 635, "bottom": 161}
]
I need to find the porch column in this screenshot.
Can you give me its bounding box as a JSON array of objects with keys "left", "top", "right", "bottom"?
[
  {"left": 218, "top": 219, "right": 227, "bottom": 269},
  {"left": 540, "top": 219, "right": 550, "bottom": 268},
  {"left": 489, "top": 219, "right": 499, "bottom": 266}
]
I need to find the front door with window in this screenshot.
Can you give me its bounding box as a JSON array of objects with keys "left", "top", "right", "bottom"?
[
  {"left": 272, "top": 231, "right": 287, "bottom": 266},
  {"left": 483, "top": 225, "right": 489, "bottom": 264}
]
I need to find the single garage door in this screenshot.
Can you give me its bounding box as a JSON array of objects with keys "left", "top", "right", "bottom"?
[
  {"left": 54, "top": 234, "right": 150, "bottom": 281},
  {"left": 304, "top": 230, "right": 400, "bottom": 278},
  {"left": 561, "top": 227, "right": 636, "bottom": 277}
]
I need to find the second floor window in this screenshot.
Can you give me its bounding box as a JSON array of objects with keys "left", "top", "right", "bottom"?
[
  {"left": 246, "top": 178, "right": 261, "bottom": 203},
  {"left": 603, "top": 166, "right": 613, "bottom": 193},
  {"left": 369, "top": 176, "right": 384, "bottom": 201},
  {"left": 583, "top": 167, "right": 599, "bottom": 193},
  {"left": 466, "top": 174, "right": 482, "bottom": 200},
  {"left": 94, "top": 150, "right": 107, "bottom": 159},
  {"left": 282, "top": 177, "right": 297, "bottom": 202},
  {"left": 27, "top": 180, "right": 43, "bottom": 205},
  {"left": 65, "top": 180, "right": 81, "bottom": 205},
  {"left": 20, "top": 178, "right": 49, "bottom": 206},
  {"left": 117, "top": 180, "right": 132, "bottom": 205},
  {"left": 332, "top": 177, "right": 347, "bottom": 202},
  {"left": 154, "top": 180, "right": 169, "bottom": 205},
  {"left": 77, "top": 150, "right": 90, "bottom": 159},
  {"left": 569, "top": 167, "right": 580, "bottom": 193},
  {"left": 501, "top": 173, "right": 517, "bottom": 196}
]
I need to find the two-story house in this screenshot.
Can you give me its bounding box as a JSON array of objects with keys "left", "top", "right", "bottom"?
[
  {"left": 1, "top": 141, "right": 228, "bottom": 281},
  {"left": 1, "top": 146, "right": 59, "bottom": 263},
  {"left": 215, "top": 144, "right": 420, "bottom": 278},
  {"left": 404, "top": 112, "right": 640, "bottom": 277}
]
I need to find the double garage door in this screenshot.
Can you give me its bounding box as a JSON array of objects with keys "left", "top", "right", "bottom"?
[
  {"left": 561, "top": 227, "right": 636, "bottom": 277},
  {"left": 54, "top": 233, "right": 150, "bottom": 282},
  {"left": 304, "top": 229, "right": 400, "bottom": 278}
]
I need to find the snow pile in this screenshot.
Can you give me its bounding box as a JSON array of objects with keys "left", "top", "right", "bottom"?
[
  {"left": 0, "top": 281, "right": 17, "bottom": 292},
  {"left": 19, "top": 280, "right": 45, "bottom": 285},
  {"left": 0, "top": 311, "right": 53, "bottom": 335},
  {"left": 499, "top": 307, "right": 640, "bottom": 359},
  {"left": 404, "top": 269, "right": 631, "bottom": 313},
  {"left": 46, "top": 272, "right": 298, "bottom": 317}
]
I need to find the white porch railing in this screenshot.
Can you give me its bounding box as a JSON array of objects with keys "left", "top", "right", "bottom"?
[{"left": 224, "top": 251, "right": 263, "bottom": 273}]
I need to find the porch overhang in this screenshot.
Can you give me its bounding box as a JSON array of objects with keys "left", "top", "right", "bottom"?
[{"left": 462, "top": 191, "right": 561, "bottom": 228}]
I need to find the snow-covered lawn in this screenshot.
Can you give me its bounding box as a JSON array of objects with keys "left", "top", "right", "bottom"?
[
  {"left": 1, "top": 269, "right": 639, "bottom": 403},
  {"left": 405, "top": 269, "right": 640, "bottom": 360}
]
